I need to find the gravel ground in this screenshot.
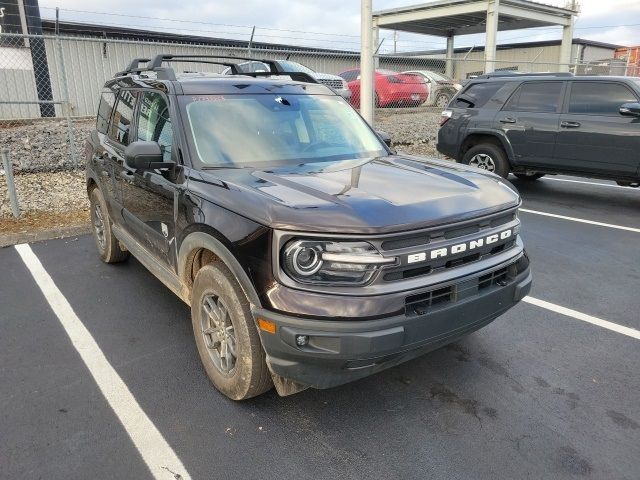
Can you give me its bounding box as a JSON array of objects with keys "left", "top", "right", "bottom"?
[
  {"left": 0, "top": 171, "right": 88, "bottom": 219},
  {"left": 376, "top": 107, "right": 444, "bottom": 158},
  {"left": 0, "top": 119, "right": 93, "bottom": 173}
]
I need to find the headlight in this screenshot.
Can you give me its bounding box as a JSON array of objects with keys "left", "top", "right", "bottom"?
[
  {"left": 282, "top": 239, "right": 395, "bottom": 285},
  {"left": 341, "top": 79, "right": 348, "bottom": 89}
]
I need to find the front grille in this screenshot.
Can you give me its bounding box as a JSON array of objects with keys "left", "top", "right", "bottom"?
[
  {"left": 380, "top": 210, "right": 519, "bottom": 282},
  {"left": 404, "top": 265, "right": 510, "bottom": 316},
  {"left": 318, "top": 79, "right": 344, "bottom": 89}
]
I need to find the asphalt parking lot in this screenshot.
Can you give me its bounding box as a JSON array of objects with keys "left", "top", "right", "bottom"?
[{"left": 1, "top": 175, "right": 639, "bottom": 480}]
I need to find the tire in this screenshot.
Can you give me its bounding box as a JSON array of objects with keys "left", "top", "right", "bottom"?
[
  {"left": 374, "top": 91, "right": 380, "bottom": 108},
  {"left": 435, "top": 94, "right": 450, "bottom": 108},
  {"left": 191, "top": 262, "right": 272, "bottom": 400},
  {"left": 514, "top": 173, "right": 545, "bottom": 181},
  {"left": 462, "top": 144, "right": 510, "bottom": 179},
  {"left": 89, "top": 188, "right": 129, "bottom": 264}
]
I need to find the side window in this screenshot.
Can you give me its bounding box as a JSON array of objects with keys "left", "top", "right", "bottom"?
[
  {"left": 340, "top": 70, "right": 358, "bottom": 82},
  {"left": 96, "top": 91, "right": 115, "bottom": 134},
  {"left": 137, "top": 92, "right": 173, "bottom": 162},
  {"left": 108, "top": 90, "right": 136, "bottom": 146},
  {"left": 454, "top": 82, "right": 505, "bottom": 109},
  {"left": 568, "top": 82, "right": 638, "bottom": 115},
  {"left": 503, "top": 82, "right": 563, "bottom": 113}
]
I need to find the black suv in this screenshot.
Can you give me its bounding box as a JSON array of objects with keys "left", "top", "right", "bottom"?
[
  {"left": 86, "top": 55, "right": 531, "bottom": 400},
  {"left": 437, "top": 73, "right": 640, "bottom": 186}
]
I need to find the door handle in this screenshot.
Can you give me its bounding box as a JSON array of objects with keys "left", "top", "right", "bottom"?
[
  {"left": 560, "top": 121, "right": 581, "bottom": 128},
  {"left": 500, "top": 117, "right": 517, "bottom": 124},
  {"left": 120, "top": 171, "right": 135, "bottom": 183}
]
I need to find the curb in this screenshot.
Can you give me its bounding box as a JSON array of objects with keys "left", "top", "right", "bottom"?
[{"left": 0, "top": 224, "right": 91, "bottom": 248}]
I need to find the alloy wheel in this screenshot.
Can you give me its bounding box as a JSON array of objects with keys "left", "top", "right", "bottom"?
[
  {"left": 201, "top": 293, "right": 237, "bottom": 375},
  {"left": 469, "top": 153, "right": 496, "bottom": 172},
  {"left": 93, "top": 202, "right": 106, "bottom": 251}
]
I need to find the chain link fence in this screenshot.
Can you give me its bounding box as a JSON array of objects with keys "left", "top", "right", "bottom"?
[{"left": 1, "top": 31, "right": 637, "bottom": 226}]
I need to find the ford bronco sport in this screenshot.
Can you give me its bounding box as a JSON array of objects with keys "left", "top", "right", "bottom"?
[{"left": 86, "top": 54, "right": 532, "bottom": 400}]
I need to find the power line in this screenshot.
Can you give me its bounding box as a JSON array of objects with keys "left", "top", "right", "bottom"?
[{"left": 38, "top": 5, "right": 362, "bottom": 38}]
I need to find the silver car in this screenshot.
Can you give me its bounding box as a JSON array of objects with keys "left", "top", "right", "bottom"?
[
  {"left": 223, "top": 60, "right": 351, "bottom": 100},
  {"left": 402, "top": 70, "right": 461, "bottom": 108}
]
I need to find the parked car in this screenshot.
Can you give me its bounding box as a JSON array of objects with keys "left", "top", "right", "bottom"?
[
  {"left": 222, "top": 59, "right": 351, "bottom": 100},
  {"left": 339, "top": 68, "right": 429, "bottom": 108},
  {"left": 86, "top": 54, "right": 531, "bottom": 400},
  {"left": 437, "top": 72, "right": 640, "bottom": 186},
  {"left": 402, "top": 70, "right": 462, "bottom": 108}
]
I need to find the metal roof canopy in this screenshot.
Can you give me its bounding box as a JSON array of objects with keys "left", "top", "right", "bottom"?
[
  {"left": 368, "top": 0, "right": 579, "bottom": 87},
  {"left": 373, "top": 0, "right": 577, "bottom": 37}
]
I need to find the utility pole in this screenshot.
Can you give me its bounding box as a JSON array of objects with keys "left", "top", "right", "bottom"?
[
  {"left": 360, "top": 0, "right": 374, "bottom": 125},
  {"left": 393, "top": 31, "right": 398, "bottom": 54}
]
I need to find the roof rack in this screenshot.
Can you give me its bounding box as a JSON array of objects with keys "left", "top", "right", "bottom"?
[
  {"left": 475, "top": 71, "right": 574, "bottom": 79},
  {"left": 114, "top": 54, "right": 318, "bottom": 84}
]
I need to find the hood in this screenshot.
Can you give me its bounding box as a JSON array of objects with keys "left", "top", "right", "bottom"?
[{"left": 187, "top": 155, "right": 520, "bottom": 234}]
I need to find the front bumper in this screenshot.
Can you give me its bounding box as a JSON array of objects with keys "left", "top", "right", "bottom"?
[{"left": 253, "top": 260, "right": 531, "bottom": 389}]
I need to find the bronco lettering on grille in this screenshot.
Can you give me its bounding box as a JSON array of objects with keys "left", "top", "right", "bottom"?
[{"left": 407, "top": 229, "right": 513, "bottom": 264}]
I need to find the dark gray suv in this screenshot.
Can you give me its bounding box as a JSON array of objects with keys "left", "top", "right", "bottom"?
[{"left": 437, "top": 73, "right": 640, "bottom": 186}]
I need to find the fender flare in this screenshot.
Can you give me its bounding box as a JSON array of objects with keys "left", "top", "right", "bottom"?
[
  {"left": 462, "top": 129, "right": 516, "bottom": 165},
  {"left": 177, "top": 231, "right": 262, "bottom": 308}
]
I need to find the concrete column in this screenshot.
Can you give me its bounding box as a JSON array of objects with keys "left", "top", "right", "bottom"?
[
  {"left": 484, "top": 0, "right": 499, "bottom": 74},
  {"left": 360, "top": 0, "right": 374, "bottom": 125},
  {"left": 559, "top": 19, "right": 574, "bottom": 72},
  {"left": 373, "top": 24, "right": 380, "bottom": 69},
  {"left": 445, "top": 34, "right": 454, "bottom": 77}
]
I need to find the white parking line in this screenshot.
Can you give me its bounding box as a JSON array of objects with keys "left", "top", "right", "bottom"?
[
  {"left": 520, "top": 208, "right": 640, "bottom": 234},
  {"left": 524, "top": 296, "right": 640, "bottom": 341},
  {"left": 542, "top": 177, "right": 637, "bottom": 190},
  {"left": 14, "top": 244, "right": 191, "bottom": 480}
]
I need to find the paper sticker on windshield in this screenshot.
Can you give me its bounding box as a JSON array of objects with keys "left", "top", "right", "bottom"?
[{"left": 191, "top": 95, "right": 225, "bottom": 102}]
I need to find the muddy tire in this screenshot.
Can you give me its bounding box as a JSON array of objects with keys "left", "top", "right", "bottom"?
[
  {"left": 462, "top": 144, "right": 510, "bottom": 179},
  {"left": 191, "top": 262, "right": 272, "bottom": 400},
  {"left": 89, "top": 188, "right": 129, "bottom": 264}
]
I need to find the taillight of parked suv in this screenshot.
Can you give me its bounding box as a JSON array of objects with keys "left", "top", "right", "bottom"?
[{"left": 440, "top": 109, "right": 452, "bottom": 126}]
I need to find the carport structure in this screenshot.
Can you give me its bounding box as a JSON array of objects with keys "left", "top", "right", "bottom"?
[{"left": 373, "top": 0, "right": 579, "bottom": 75}]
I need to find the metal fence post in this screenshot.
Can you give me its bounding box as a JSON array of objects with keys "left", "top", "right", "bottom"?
[
  {"left": 55, "top": 34, "right": 78, "bottom": 168},
  {"left": 2, "top": 149, "right": 20, "bottom": 218}
]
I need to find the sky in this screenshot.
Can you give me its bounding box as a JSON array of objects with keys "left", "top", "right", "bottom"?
[{"left": 37, "top": 0, "right": 640, "bottom": 53}]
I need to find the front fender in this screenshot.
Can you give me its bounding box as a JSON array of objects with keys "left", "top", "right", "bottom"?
[{"left": 177, "top": 231, "right": 262, "bottom": 308}]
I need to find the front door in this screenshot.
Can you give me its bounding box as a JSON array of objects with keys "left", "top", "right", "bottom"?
[
  {"left": 555, "top": 81, "right": 640, "bottom": 177},
  {"left": 495, "top": 81, "right": 564, "bottom": 169},
  {"left": 121, "top": 91, "right": 179, "bottom": 266}
]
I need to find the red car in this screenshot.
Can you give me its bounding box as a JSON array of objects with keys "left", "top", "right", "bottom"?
[{"left": 338, "top": 69, "right": 429, "bottom": 108}]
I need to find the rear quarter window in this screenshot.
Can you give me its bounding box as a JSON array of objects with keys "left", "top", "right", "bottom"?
[
  {"left": 454, "top": 82, "right": 505, "bottom": 109},
  {"left": 96, "top": 92, "right": 115, "bottom": 134}
]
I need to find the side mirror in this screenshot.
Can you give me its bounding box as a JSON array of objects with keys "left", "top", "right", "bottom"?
[
  {"left": 124, "top": 141, "right": 172, "bottom": 170},
  {"left": 376, "top": 130, "right": 392, "bottom": 147},
  {"left": 619, "top": 102, "right": 640, "bottom": 117}
]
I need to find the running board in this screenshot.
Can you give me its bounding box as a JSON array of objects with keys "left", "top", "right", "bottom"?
[{"left": 112, "top": 225, "right": 190, "bottom": 305}]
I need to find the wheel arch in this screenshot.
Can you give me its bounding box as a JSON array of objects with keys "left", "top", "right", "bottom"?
[
  {"left": 178, "top": 230, "right": 262, "bottom": 308},
  {"left": 459, "top": 131, "right": 515, "bottom": 166}
]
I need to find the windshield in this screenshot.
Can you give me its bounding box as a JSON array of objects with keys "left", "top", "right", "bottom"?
[
  {"left": 426, "top": 72, "right": 448, "bottom": 82},
  {"left": 183, "top": 94, "right": 387, "bottom": 168}
]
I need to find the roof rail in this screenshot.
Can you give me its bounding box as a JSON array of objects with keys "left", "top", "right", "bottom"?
[
  {"left": 475, "top": 71, "right": 574, "bottom": 79},
  {"left": 113, "top": 54, "right": 318, "bottom": 84}
]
